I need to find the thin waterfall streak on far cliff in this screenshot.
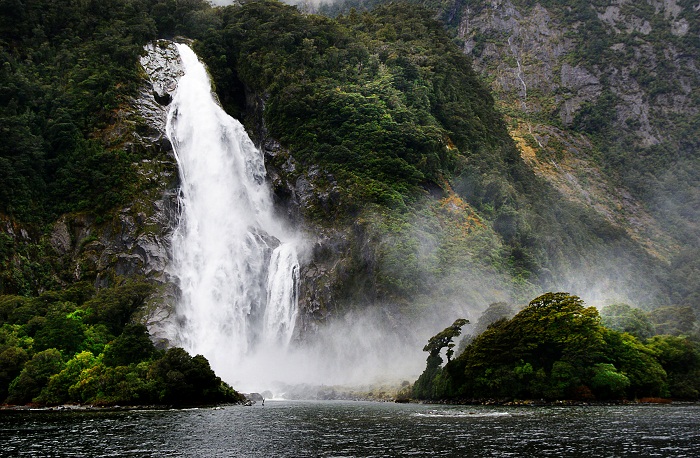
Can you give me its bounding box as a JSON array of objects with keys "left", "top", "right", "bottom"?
[{"left": 165, "top": 43, "right": 299, "bottom": 386}]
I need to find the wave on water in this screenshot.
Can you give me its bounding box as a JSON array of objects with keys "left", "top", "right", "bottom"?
[{"left": 413, "top": 410, "right": 512, "bottom": 418}]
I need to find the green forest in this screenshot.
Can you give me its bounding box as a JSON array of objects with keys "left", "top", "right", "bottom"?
[
  {"left": 0, "top": 0, "right": 698, "bottom": 405},
  {"left": 0, "top": 280, "right": 242, "bottom": 406},
  {"left": 413, "top": 293, "right": 700, "bottom": 402}
]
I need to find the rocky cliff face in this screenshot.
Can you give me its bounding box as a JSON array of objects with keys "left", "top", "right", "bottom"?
[
  {"left": 257, "top": 107, "right": 384, "bottom": 337},
  {"left": 124, "top": 41, "right": 384, "bottom": 341},
  {"left": 458, "top": 0, "right": 698, "bottom": 144},
  {"left": 0, "top": 41, "right": 183, "bottom": 304},
  {"left": 36, "top": 41, "right": 184, "bottom": 342},
  {"left": 455, "top": 0, "right": 698, "bottom": 263},
  {"left": 34, "top": 38, "right": 386, "bottom": 343}
]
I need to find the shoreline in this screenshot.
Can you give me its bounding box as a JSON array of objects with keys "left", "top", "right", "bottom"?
[
  {"left": 0, "top": 403, "right": 239, "bottom": 412},
  {"left": 408, "top": 397, "right": 700, "bottom": 407},
  {"left": 2, "top": 398, "right": 698, "bottom": 412}
]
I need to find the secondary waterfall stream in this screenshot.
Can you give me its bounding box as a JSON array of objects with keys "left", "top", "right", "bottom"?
[{"left": 166, "top": 43, "right": 300, "bottom": 389}]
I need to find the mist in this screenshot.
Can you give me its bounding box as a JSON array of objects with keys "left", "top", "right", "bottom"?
[
  {"left": 206, "top": 193, "right": 529, "bottom": 394},
  {"left": 217, "top": 307, "right": 426, "bottom": 394}
]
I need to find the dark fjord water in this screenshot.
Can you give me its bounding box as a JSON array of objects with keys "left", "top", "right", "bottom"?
[{"left": 2, "top": 401, "right": 698, "bottom": 457}]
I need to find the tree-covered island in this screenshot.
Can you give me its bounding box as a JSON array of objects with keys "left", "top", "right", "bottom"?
[{"left": 413, "top": 292, "right": 700, "bottom": 403}]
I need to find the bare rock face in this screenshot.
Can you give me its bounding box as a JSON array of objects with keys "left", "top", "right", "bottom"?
[
  {"left": 130, "top": 41, "right": 366, "bottom": 342},
  {"left": 49, "top": 219, "right": 72, "bottom": 256},
  {"left": 559, "top": 63, "right": 601, "bottom": 125},
  {"left": 261, "top": 135, "right": 362, "bottom": 336},
  {"left": 460, "top": 2, "right": 577, "bottom": 116},
  {"left": 94, "top": 41, "right": 182, "bottom": 289},
  {"left": 137, "top": 41, "right": 184, "bottom": 143},
  {"left": 126, "top": 41, "right": 184, "bottom": 342},
  {"left": 458, "top": 0, "right": 697, "bottom": 147}
]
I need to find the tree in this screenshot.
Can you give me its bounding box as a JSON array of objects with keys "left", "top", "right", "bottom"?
[
  {"left": 419, "top": 293, "right": 629, "bottom": 401},
  {"left": 80, "top": 324, "right": 113, "bottom": 356},
  {"left": 423, "top": 318, "right": 469, "bottom": 360},
  {"left": 413, "top": 318, "right": 468, "bottom": 399},
  {"left": 600, "top": 330, "right": 667, "bottom": 399},
  {"left": 102, "top": 323, "right": 155, "bottom": 367},
  {"left": 84, "top": 281, "right": 154, "bottom": 335},
  {"left": 600, "top": 303, "right": 654, "bottom": 339},
  {"left": 648, "top": 306, "right": 698, "bottom": 337},
  {"left": 508, "top": 292, "right": 604, "bottom": 371},
  {"left": 6, "top": 348, "right": 64, "bottom": 404},
  {"left": 33, "top": 303, "right": 86, "bottom": 356},
  {"left": 458, "top": 301, "right": 517, "bottom": 352},
  {"left": 0, "top": 345, "right": 28, "bottom": 401},
  {"left": 473, "top": 302, "right": 517, "bottom": 337},
  {"left": 150, "top": 347, "right": 241, "bottom": 406},
  {"left": 35, "top": 351, "right": 98, "bottom": 405},
  {"left": 646, "top": 335, "right": 700, "bottom": 399},
  {"left": 590, "top": 363, "right": 630, "bottom": 400}
]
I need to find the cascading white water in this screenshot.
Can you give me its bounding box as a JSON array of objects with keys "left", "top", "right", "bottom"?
[
  {"left": 264, "top": 243, "right": 300, "bottom": 345},
  {"left": 166, "top": 43, "right": 300, "bottom": 387}
]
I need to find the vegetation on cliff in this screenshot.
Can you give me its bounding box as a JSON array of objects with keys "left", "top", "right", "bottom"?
[
  {"left": 321, "top": 0, "right": 699, "bottom": 312},
  {"left": 0, "top": 0, "right": 202, "bottom": 294},
  {"left": 190, "top": 1, "right": 678, "bottom": 312},
  {"left": 195, "top": 1, "right": 521, "bottom": 214},
  {"left": 0, "top": 279, "right": 243, "bottom": 406},
  {"left": 414, "top": 293, "right": 700, "bottom": 401},
  {"left": 1, "top": 0, "right": 687, "bottom": 303}
]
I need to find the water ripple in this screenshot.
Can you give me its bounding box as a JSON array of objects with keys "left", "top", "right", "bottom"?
[{"left": 1, "top": 402, "right": 699, "bottom": 457}]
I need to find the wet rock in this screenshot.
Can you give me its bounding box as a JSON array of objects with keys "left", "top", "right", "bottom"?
[
  {"left": 135, "top": 41, "right": 184, "bottom": 146},
  {"left": 49, "top": 218, "right": 72, "bottom": 256},
  {"left": 559, "top": 63, "right": 602, "bottom": 125}
]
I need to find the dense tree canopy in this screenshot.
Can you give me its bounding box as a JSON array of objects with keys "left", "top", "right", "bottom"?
[
  {"left": 192, "top": 1, "right": 519, "bottom": 215},
  {"left": 600, "top": 303, "right": 655, "bottom": 340},
  {"left": 0, "top": 280, "right": 242, "bottom": 406},
  {"left": 414, "top": 292, "right": 700, "bottom": 401},
  {"left": 413, "top": 318, "right": 468, "bottom": 400}
]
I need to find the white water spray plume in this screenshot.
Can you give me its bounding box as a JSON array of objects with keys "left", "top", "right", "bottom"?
[
  {"left": 166, "top": 43, "right": 304, "bottom": 392},
  {"left": 164, "top": 44, "right": 427, "bottom": 394}
]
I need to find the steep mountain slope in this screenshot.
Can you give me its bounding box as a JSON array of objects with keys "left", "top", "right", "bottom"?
[
  {"left": 458, "top": 2, "right": 699, "bottom": 259},
  {"left": 453, "top": 0, "right": 698, "bottom": 263},
  {"left": 0, "top": 0, "right": 696, "bottom": 353},
  {"left": 322, "top": 0, "right": 699, "bottom": 310}
]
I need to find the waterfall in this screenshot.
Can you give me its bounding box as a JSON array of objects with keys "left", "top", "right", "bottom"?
[
  {"left": 166, "top": 43, "right": 300, "bottom": 386},
  {"left": 264, "top": 243, "right": 300, "bottom": 345}
]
